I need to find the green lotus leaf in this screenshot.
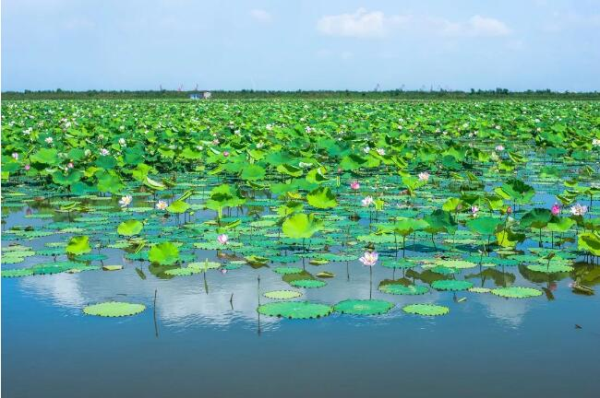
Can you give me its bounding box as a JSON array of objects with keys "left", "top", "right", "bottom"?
[
  {"left": 66, "top": 236, "right": 92, "bottom": 255},
  {"left": 334, "top": 299, "right": 394, "bottom": 315},
  {"left": 403, "top": 304, "right": 449, "bottom": 316},
  {"left": 306, "top": 187, "right": 338, "bottom": 209},
  {"left": 117, "top": 220, "right": 144, "bottom": 236},
  {"left": 282, "top": 213, "right": 323, "bottom": 239},
  {"left": 257, "top": 301, "right": 333, "bottom": 319},
  {"left": 290, "top": 279, "right": 327, "bottom": 288},
  {"left": 263, "top": 290, "right": 303, "bottom": 300},
  {"left": 149, "top": 242, "right": 180, "bottom": 265},
  {"left": 83, "top": 302, "right": 146, "bottom": 317},
  {"left": 491, "top": 286, "right": 543, "bottom": 298}
]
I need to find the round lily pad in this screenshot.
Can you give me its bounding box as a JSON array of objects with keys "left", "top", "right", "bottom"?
[
  {"left": 379, "top": 284, "right": 429, "bottom": 295},
  {"left": 403, "top": 304, "right": 449, "bottom": 316},
  {"left": 431, "top": 280, "right": 473, "bottom": 291},
  {"left": 257, "top": 301, "right": 333, "bottom": 319},
  {"left": 290, "top": 279, "right": 327, "bottom": 289},
  {"left": 102, "top": 265, "right": 124, "bottom": 271},
  {"left": 334, "top": 299, "right": 394, "bottom": 315},
  {"left": 2, "top": 268, "right": 34, "bottom": 278},
  {"left": 468, "top": 287, "right": 491, "bottom": 293},
  {"left": 273, "top": 267, "right": 304, "bottom": 275},
  {"left": 83, "top": 302, "right": 146, "bottom": 317},
  {"left": 491, "top": 286, "right": 543, "bottom": 299},
  {"left": 263, "top": 290, "right": 303, "bottom": 300}
]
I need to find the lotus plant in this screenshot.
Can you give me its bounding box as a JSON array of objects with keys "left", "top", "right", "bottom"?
[{"left": 360, "top": 250, "right": 379, "bottom": 299}]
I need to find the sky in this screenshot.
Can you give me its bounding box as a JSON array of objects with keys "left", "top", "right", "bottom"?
[{"left": 2, "top": 0, "right": 600, "bottom": 92}]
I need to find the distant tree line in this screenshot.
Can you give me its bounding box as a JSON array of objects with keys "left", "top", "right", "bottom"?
[{"left": 2, "top": 88, "right": 599, "bottom": 100}]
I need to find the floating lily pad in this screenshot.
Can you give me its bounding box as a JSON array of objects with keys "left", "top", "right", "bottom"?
[
  {"left": 102, "top": 265, "right": 124, "bottom": 271},
  {"left": 83, "top": 302, "right": 146, "bottom": 317},
  {"left": 491, "top": 286, "right": 543, "bottom": 299},
  {"left": 334, "top": 299, "right": 394, "bottom": 316},
  {"left": 258, "top": 301, "right": 332, "bottom": 319},
  {"left": 2, "top": 268, "right": 34, "bottom": 278},
  {"left": 290, "top": 279, "right": 327, "bottom": 289},
  {"left": 263, "top": 290, "right": 303, "bottom": 300},
  {"left": 403, "top": 304, "right": 450, "bottom": 316}
]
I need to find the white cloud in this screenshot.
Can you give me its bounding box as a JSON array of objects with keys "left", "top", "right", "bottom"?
[
  {"left": 317, "top": 9, "right": 510, "bottom": 39},
  {"left": 467, "top": 15, "right": 511, "bottom": 37},
  {"left": 250, "top": 9, "right": 272, "bottom": 23},
  {"left": 317, "top": 8, "right": 388, "bottom": 38}
]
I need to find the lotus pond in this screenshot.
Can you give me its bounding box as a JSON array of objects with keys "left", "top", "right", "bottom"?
[{"left": 2, "top": 100, "right": 600, "bottom": 397}]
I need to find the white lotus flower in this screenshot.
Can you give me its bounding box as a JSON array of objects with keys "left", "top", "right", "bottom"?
[
  {"left": 155, "top": 200, "right": 168, "bottom": 210},
  {"left": 418, "top": 172, "right": 430, "bottom": 182},
  {"left": 570, "top": 203, "right": 588, "bottom": 216},
  {"left": 119, "top": 195, "right": 132, "bottom": 208}
]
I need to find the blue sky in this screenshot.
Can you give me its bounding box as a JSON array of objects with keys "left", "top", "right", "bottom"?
[{"left": 2, "top": 0, "right": 600, "bottom": 91}]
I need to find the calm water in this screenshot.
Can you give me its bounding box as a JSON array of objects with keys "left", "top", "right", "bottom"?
[{"left": 3, "top": 208, "right": 600, "bottom": 398}]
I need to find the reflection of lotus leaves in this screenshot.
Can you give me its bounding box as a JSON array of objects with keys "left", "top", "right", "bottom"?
[
  {"left": 83, "top": 302, "right": 146, "bottom": 317},
  {"left": 526, "top": 264, "right": 574, "bottom": 274},
  {"left": 403, "top": 304, "right": 449, "bottom": 316},
  {"left": 290, "top": 279, "right": 327, "bottom": 289},
  {"left": 379, "top": 284, "right": 429, "bottom": 295},
  {"left": 491, "top": 286, "right": 543, "bottom": 298},
  {"left": 334, "top": 299, "right": 394, "bottom": 315},
  {"left": 257, "top": 301, "right": 332, "bottom": 319},
  {"left": 431, "top": 280, "right": 473, "bottom": 291},
  {"left": 436, "top": 259, "right": 477, "bottom": 269}
]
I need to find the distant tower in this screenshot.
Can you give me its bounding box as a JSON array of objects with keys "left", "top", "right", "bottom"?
[{"left": 374, "top": 83, "right": 380, "bottom": 92}]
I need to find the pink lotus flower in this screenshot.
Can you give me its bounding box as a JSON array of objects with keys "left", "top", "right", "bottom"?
[
  {"left": 418, "top": 172, "right": 430, "bottom": 182},
  {"left": 350, "top": 181, "right": 360, "bottom": 190},
  {"left": 220, "top": 268, "right": 228, "bottom": 274},
  {"left": 223, "top": 151, "right": 230, "bottom": 157},
  {"left": 359, "top": 251, "right": 378, "bottom": 267},
  {"left": 506, "top": 206, "right": 513, "bottom": 214},
  {"left": 217, "top": 234, "right": 229, "bottom": 245},
  {"left": 12, "top": 153, "right": 19, "bottom": 160},
  {"left": 67, "top": 162, "right": 74, "bottom": 169},
  {"left": 551, "top": 203, "right": 560, "bottom": 216},
  {"left": 471, "top": 206, "right": 480, "bottom": 215},
  {"left": 24, "top": 164, "right": 31, "bottom": 171}
]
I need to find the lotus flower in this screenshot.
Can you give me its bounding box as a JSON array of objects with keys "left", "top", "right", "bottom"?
[
  {"left": 593, "top": 138, "right": 600, "bottom": 147},
  {"left": 551, "top": 203, "right": 560, "bottom": 215},
  {"left": 350, "top": 181, "right": 360, "bottom": 190},
  {"left": 118, "top": 138, "right": 126, "bottom": 147},
  {"left": 495, "top": 145, "right": 505, "bottom": 152},
  {"left": 119, "top": 195, "right": 132, "bottom": 208},
  {"left": 471, "top": 205, "right": 480, "bottom": 216},
  {"left": 418, "top": 172, "right": 430, "bottom": 182},
  {"left": 24, "top": 164, "right": 31, "bottom": 171},
  {"left": 361, "top": 196, "right": 374, "bottom": 207},
  {"left": 217, "top": 234, "right": 229, "bottom": 245},
  {"left": 359, "top": 251, "right": 378, "bottom": 267},
  {"left": 570, "top": 203, "right": 588, "bottom": 216},
  {"left": 45, "top": 137, "right": 53, "bottom": 144},
  {"left": 155, "top": 200, "right": 168, "bottom": 210},
  {"left": 12, "top": 153, "right": 19, "bottom": 160},
  {"left": 223, "top": 151, "right": 230, "bottom": 157},
  {"left": 100, "top": 148, "right": 110, "bottom": 156},
  {"left": 376, "top": 148, "right": 385, "bottom": 156}
]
